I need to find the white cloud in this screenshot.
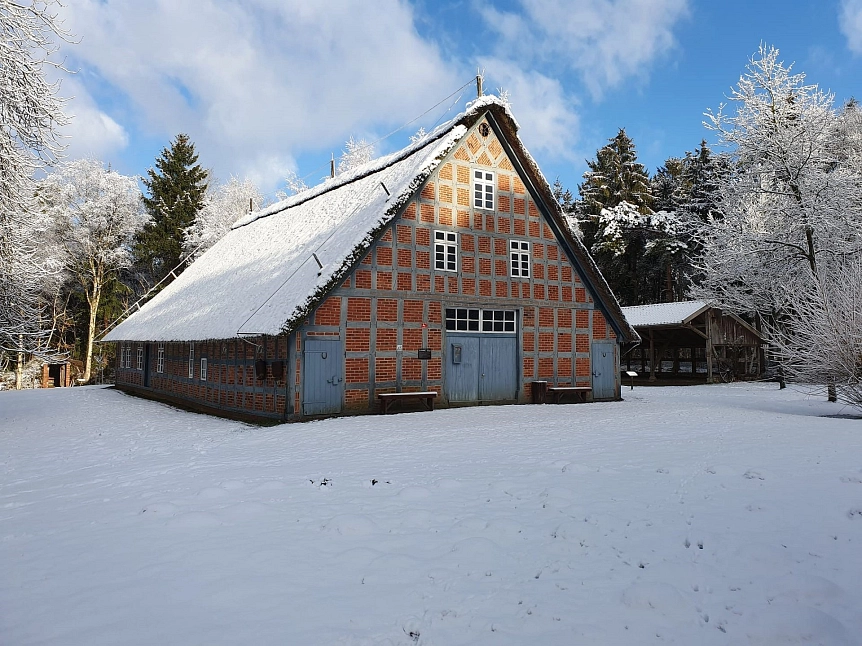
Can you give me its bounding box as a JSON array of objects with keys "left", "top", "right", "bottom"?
[
  {"left": 56, "top": 0, "right": 462, "bottom": 191},
  {"left": 57, "top": 77, "right": 129, "bottom": 163},
  {"left": 482, "top": 0, "right": 689, "bottom": 98},
  {"left": 480, "top": 59, "right": 580, "bottom": 161},
  {"left": 840, "top": 0, "right": 862, "bottom": 54}
]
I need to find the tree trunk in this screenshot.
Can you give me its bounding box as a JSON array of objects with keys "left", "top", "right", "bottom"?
[
  {"left": 16, "top": 333, "right": 24, "bottom": 390},
  {"left": 83, "top": 279, "right": 102, "bottom": 384}
]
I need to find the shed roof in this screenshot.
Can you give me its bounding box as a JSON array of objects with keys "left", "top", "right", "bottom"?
[
  {"left": 104, "top": 96, "right": 638, "bottom": 343},
  {"left": 621, "top": 301, "right": 711, "bottom": 327}
]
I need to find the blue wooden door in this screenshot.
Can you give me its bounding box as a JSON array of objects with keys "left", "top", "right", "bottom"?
[
  {"left": 446, "top": 335, "right": 517, "bottom": 402},
  {"left": 591, "top": 341, "right": 617, "bottom": 400},
  {"left": 303, "top": 339, "right": 343, "bottom": 415},
  {"left": 445, "top": 335, "right": 480, "bottom": 402},
  {"left": 479, "top": 336, "right": 518, "bottom": 401}
]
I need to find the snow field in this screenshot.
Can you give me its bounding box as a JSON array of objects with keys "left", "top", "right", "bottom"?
[{"left": 1, "top": 384, "right": 861, "bottom": 645}]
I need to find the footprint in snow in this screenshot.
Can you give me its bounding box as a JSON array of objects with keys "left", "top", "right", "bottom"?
[{"left": 743, "top": 469, "right": 766, "bottom": 480}]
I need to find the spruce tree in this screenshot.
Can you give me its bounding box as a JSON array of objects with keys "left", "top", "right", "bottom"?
[
  {"left": 576, "top": 129, "right": 655, "bottom": 305},
  {"left": 134, "top": 134, "right": 208, "bottom": 287}
]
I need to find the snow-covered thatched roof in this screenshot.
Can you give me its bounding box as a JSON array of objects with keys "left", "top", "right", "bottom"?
[
  {"left": 105, "top": 96, "right": 638, "bottom": 343},
  {"left": 621, "top": 301, "right": 711, "bottom": 327}
]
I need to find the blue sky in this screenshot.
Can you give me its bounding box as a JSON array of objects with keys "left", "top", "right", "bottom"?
[{"left": 54, "top": 1, "right": 862, "bottom": 201}]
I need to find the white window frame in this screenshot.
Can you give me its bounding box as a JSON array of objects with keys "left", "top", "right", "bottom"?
[
  {"left": 188, "top": 345, "right": 195, "bottom": 379},
  {"left": 510, "top": 239, "right": 530, "bottom": 278},
  {"left": 200, "top": 357, "right": 207, "bottom": 382},
  {"left": 435, "top": 230, "right": 458, "bottom": 272},
  {"left": 473, "top": 169, "right": 495, "bottom": 210},
  {"left": 157, "top": 344, "right": 164, "bottom": 373},
  {"left": 136, "top": 346, "right": 144, "bottom": 371},
  {"left": 445, "top": 308, "right": 517, "bottom": 333}
]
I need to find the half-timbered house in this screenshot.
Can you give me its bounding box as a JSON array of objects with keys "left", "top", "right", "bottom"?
[{"left": 105, "top": 96, "right": 638, "bottom": 421}]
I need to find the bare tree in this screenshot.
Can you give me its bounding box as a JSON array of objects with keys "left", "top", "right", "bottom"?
[{"left": 40, "top": 159, "right": 148, "bottom": 383}]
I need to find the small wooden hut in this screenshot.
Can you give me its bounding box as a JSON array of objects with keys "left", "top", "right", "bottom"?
[{"left": 621, "top": 301, "right": 764, "bottom": 383}]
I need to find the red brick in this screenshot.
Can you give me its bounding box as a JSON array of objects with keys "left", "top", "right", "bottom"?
[
  {"left": 377, "top": 247, "right": 392, "bottom": 266},
  {"left": 576, "top": 357, "right": 590, "bottom": 377},
  {"left": 533, "top": 263, "right": 544, "bottom": 280},
  {"left": 460, "top": 233, "right": 475, "bottom": 252},
  {"left": 421, "top": 182, "right": 435, "bottom": 200},
  {"left": 439, "top": 185, "right": 452, "bottom": 203},
  {"left": 314, "top": 297, "right": 341, "bottom": 326},
  {"left": 346, "top": 358, "right": 369, "bottom": 383},
  {"left": 539, "top": 308, "right": 554, "bottom": 327},
  {"left": 479, "top": 258, "right": 491, "bottom": 275},
  {"left": 498, "top": 194, "right": 510, "bottom": 213},
  {"left": 397, "top": 248, "right": 412, "bottom": 268},
  {"left": 347, "top": 297, "right": 371, "bottom": 322},
  {"left": 575, "top": 309, "right": 589, "bottom": 329},
  {"left": 575, "top": 334, "right": 590, "bottom": 353},
  {"left": 548, "top": 264, "right": 559, "bottom": 281},
  {"left": 427, "top": 358, "right": 442, "bottom": 380},
  {"left": 462, "top": 278, "right": 476, "bottom": 295},
  {"left": 557, "top": 309, "right": 572, "bottom": 328},
  {"left": 558, "top": 357, "right": 572, "bottom": 378},
  {"left": 428, "top": 301, "right": 442, "bottom": 324},
  {"left": 479, "top": 279, "right": 492, "bottom": 296},
  {"left": 434, "top": 275, "right": 445, "bottom": 293},
  {"left": 416, "top": 251, "right": 430, "bottom": 269},
  {"left": 478, "top": 236, "right": 491, "bottom": 254},
  {"left": 457, "top": 210, "right": 470, "bottom": 228},
  {"left": 562, "top": 265, "right": 573, "bottom": 282},
  {"left": 397, "top": 272, "right": 412, "bottom": 291},
  {"left": 523, "top": 357, "right": 534, "bottom": 378},
  {"left": 485, "top": 215, "right": 495, "bottom": 231},
  {"left": 514, "top": 218, "right": 525, "bottom": 236},
  {"left": 439, "top": 207, "right": 452, "bottom": 226},
  {"left": 345, "top": 389, "right": 368, "bottom": 407},
  {"left": 539, "top": 332, "right": 554, "bottom": 352},
  {"left": 533, "top": 284, "right": 545, "bottom": 300},
  {"left": 576, "top": 287, "right": 586, "bottom": 303},
  {"left": 404, "top": 300, "right": 423, "bottom": 323},
  {"left": 494, "top": 259, "right": 507, "bottom": 277},
  {"left": 402, "top": 203, "right": 416, "bottom": 220},
  {"left": 376, "top": 271, "right": 392, "bottom": 291},
  {"left": 420, "top": 203, "right": 434, "bottom": 223},
  {"left": 495, "top": 281, "right": 508, "bottom": 298},
  {"left": 375, "top": 356, "right": 396, "bottom": 381},
  {"left": 529, "top": 221, "right": 540, "bottom": 238},
  {"left": 514, "top": 198, "right": 525, "bottom": 215},
  {"left": 416, "top": 228, "right": 430, "bottom": 246},
  {"left": 562, "top": 286, "right": 573, "bottom": 302},
  {"left": 558, "top": 333, "right": 572, "bottom": 353},
  {"left": 403, "top": 327, "right": 423, "bottom": 350},
  {"left": 592, "top": 310, "right": 608, "bottom": 339},
  {"left": 497, "top": 216, "right": 511, "bottom": 233},
  {"left": 428, "top": 329, "right": 441, "bottom": 350},
  {"left": 522, "top": 332, "right": 535, "bottom": 352},
  {"left": 538, "top": 357, "right": 554, "bottom": 378},
  {"left": 376, "top": 328, "right": 397, "bottom": 351},
  {"left": 461, "top": 256, "right": 474, "bottom": 274},
  {"left": 447, "top": 276, "right": 458, "bottom": 293},
  {"left": 417, "top": 274, "right": 431, "bottom": 292},
  {"left": 346, "top": 327, "right": 370, "bottom": 352},
  {"left": 397, "top": 225, "right": 412, "bottom": 245},
  {"left": 402, "top": 357, "right": 422, "bottom": 380},
  {"left": 548, "top": 285, "right": 559, "bottom": 301},
  {"left": 355, "top": 269, "right": 372, "bottom": 289}
]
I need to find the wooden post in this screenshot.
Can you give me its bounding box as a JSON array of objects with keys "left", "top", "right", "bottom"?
[
  {"left": 649, "top": 329, "right": 656, "bottom": 382},
  {"left": 476, "top": 72, "right": 483, "bottom": 98},
  {"left": 706, "top": 312, "right": 714, "bottom": 384}
]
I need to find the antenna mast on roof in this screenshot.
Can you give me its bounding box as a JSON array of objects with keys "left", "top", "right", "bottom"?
[
  {"left": 476, "top": 69, "right": 483, "bottom": 98},
  {"left": 248, "top": 197, "right": 253, "bottom": 213},
  {"left": 330, "top": 154, "right": 335, "bottom": 178}
]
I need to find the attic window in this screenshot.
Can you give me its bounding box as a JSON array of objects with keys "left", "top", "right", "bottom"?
[
  {"left": 510, "top": 240, "right": 530, "bottom": 278},
  {"left": 478, "top": 123, "right": 490, "bottom": 137},
  {"left": 473, "top": 170, "right": 494, "bottom": 210},
  {"left": 435, "top": 231, "right": 457, "bottom": 272}
]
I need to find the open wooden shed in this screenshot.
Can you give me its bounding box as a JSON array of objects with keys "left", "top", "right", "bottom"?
[{"left": 621, "top": 301, "right": 764, "bottom": 383}]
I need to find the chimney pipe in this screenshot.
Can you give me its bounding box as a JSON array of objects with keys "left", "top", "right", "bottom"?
[
  {"left": 476, "top": 72, "right": 483, "bottom": 98},
  {"left": 330, "top": 154, "right": 335, "bottom": 178}
]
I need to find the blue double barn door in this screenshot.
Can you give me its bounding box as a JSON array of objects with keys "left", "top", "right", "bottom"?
[
  {"left": 446, "top": 334, "right": 518, "bottom": 403},
  {"left": 303, "top": 339, "right": 344, "bottom": 415}
]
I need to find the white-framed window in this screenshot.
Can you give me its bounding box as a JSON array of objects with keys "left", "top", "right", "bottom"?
[
  {"left": 121, "top": 345, "right": 131, "bottom": 369},
  {"left": 435, "top": 231, "right": 458, "bottom": 272},
  {"left": 157, "top": 344, "right": 164, "bottom": 373},
  {"left": 445, "top": 308, "right": 517, "bottom": 333},
  {"left": 473, "top": 169, "right": 494, "bottom": 210},
  {"left": 136, "top": 346, "right": 144, "bottom": 370},
  {"left": 200, "top": 357, "right": 207, "bottom": 382},
  {"left": 510, "top": 239, "right": 530, "bottom": 278},
  {"left": 188, "top": 345, "right": 195, "bottom": 379}
]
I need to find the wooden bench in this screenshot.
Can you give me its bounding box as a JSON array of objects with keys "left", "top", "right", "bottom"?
[
  {"left": 545, "top": 386, "right": 592, "bottom": 404},
  {"left": 378, "top": 391, "right": 438, "bottom": 414}
]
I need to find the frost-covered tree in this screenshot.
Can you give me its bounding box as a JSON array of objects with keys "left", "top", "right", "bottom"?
[
  {"left": 41, "top": 159, "right": 148, "bottom": 383},
  {"left": 183, "top": 176, "right": 264, "bottom": 260},
  {"left": 767, "top": 259, "right": 862, "bottom": 410},
  {"left": 337, "top": 136, "right": 374, "bottom": 174},
  {"left": 696, "top": 45, "right": 862, "bottom": 313},
  {"left": 695, "top": 46, "right": 862, "bottom": 396},
  {"left": 0, "top": 0, "right": 70, "bottom": 376},
  {"left": 134, "top": 134, "right": 208, "bottom": 287}
]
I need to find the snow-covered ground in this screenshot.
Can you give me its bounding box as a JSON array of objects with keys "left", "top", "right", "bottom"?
[{"left": 2, "top": 384, "right": 861, "bottom": 645}]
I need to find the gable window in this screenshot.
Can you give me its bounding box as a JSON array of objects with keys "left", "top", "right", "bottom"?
[
  {"left": 510, "top": 240, "right": 530, "bottom": 278},
  {"left": 157, "top": 344, "right": 165, "bottom": 373},
  {"left": 435, "top": 231, "right": 457, "bottom": 272},
  {"left": 188, "top": 345, "right": 194, "bottom": 379},
  {"left": 200, "top": 358, "right": 207, "bottom": 382},
  {"left": 473, "top": 170, "right": 494, "bottom": 210},
  {"left": 446, "top": 308, "right": 517, "bottom": 333},
  {"left": 136, "top": 346, "right": 144, "bottom": 371}
]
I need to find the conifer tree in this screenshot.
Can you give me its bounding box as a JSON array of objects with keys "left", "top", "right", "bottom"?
[
  {"left": 134, "top": 134, "right": 208, "bottom": 287},
  {"left": 576, "top": 129, "right": 655, "bottom": 305}
]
